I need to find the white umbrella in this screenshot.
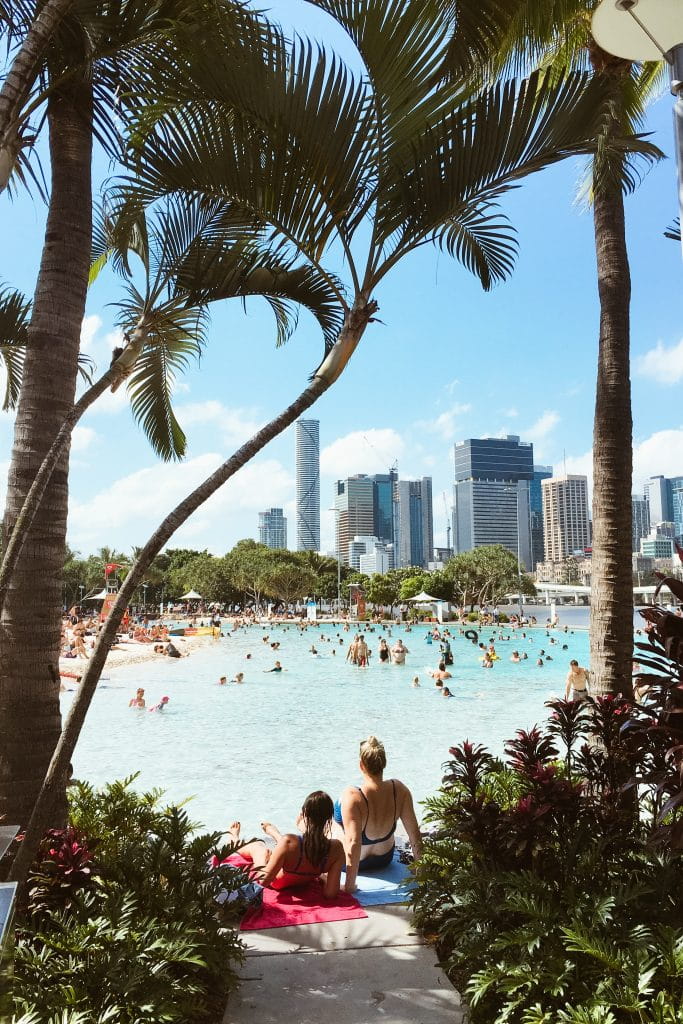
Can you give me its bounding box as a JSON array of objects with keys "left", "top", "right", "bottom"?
[
  {"left": 180, "top": 589, "right": 202, "bottom": 600},
  {"left": 408, "top": 591, "right": 439, "bottom": 602},
  {"left": 85, "top": 589, "right": 108, "bottom": 600}
]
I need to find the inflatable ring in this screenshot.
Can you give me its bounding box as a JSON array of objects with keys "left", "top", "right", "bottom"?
[
  {"left": 60, "top": 670, "right": 81, "bottom": 680},
  {"left": 464, "top": 629, "right": 479, "bottom": 644}
]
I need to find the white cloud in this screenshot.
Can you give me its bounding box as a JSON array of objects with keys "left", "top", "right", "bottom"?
[
  {"left": 635, "top": 338, "right": 683, "bottom": 385},
  {"left": 503, "top": 407, "right": 519, "bottom": 418},
  {"left": 416, "top": 403, "right": 472, "bottom": 441},
  {"left": 71, "top": 426, "right": 97, "bottom": 452},
  {"left": 176, "top": 400, "right": 263, "bottom": 448},
  {"left": 68, "top": 454, "right": 294, "bottom": 553},
  {"left": 320, "top": 428, "right": 405, "bottom": 478},
  {"left": 525, "top": 410, "right": 560, "bottom": 442},
  {"left": 80, "top": 315, "right": 102, "bottom": 353},
  {"left": 561, "top": 427, "right": 683, "bottom": 500}
]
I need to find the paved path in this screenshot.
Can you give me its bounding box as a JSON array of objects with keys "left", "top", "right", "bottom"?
[{"left": 224, "top": 904, "right": 465, "bottom": 1024}]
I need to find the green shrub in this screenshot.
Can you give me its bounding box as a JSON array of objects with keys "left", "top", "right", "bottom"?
[
  {"left": 467, "top": 611, "right": 479, "bottom": 622},
  {"left": 12, "top": 778, "right": 245, "bottom": 1024},
  {"left": 412, "top": 680, "right": 683, "bottom": 1022},
  {"left": 497, "top": 612, "right": 509, "bottom": 623}
]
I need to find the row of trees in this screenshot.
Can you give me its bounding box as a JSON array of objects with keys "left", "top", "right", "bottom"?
[
  {"left": 0, "top": 0, "right": 666, "bottom": 876},
  {"left": 64, "top": 540, "right": 536, "bottom": 614}
]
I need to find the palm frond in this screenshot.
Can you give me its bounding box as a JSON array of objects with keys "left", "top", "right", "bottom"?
[
  {"left": 437, "top": 203, "right": 518, "bottom": 290},
  {"left": 664, "top": 217, "right": 680, "bottom": 242},
  {"left": 118, "top": 294, "right": 208, "bottom": 461},
  {"left": 373, "top": 68, "right": 661, "bottom": 278},
  {"left": 0, "top": 283, "right": 29, "bottom": 409},
  {"left": 175, "top": 238, "right": 345, "bottom": 350}
]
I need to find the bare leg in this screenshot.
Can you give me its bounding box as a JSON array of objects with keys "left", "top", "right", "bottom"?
[{"left": 261, "top": 820, "right": 283, "bottom": 842}]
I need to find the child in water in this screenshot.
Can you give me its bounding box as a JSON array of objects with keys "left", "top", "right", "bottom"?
[{"left": 149, "top": 696, "right": 170, "bottom": 712}]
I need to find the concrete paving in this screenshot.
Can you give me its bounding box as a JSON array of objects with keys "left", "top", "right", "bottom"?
[{"left": 224, "top": 905, "right": 466, "bottom": 1024}]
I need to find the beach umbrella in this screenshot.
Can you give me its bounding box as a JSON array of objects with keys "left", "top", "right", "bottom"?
[
  {"left": 408, "top": 591, "right": 438, "bottom": 603},
  {"left": 180, "top": 589, "right": 202, "bottom": 600}
]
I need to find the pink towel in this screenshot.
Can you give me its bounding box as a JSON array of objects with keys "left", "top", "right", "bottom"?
[
  {"left": 215, "top": 852, "right": 367, "bottom": 931},
  {"left": 240, "top": 878, "right": 367, "bottom": 931}
]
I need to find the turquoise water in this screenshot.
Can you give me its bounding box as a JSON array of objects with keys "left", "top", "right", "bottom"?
[{"left": 63, "top": 622, "right": 590, "bottom": 837}]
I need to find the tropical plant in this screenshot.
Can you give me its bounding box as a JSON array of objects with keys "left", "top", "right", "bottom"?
[
  {"left": 12, "top": 777, "right": 245, "bottom": 1023},
  {"left": 8, "top": 0, "right": 641, "bottom": 880},
  {"left": 438, "top": 0, "right": 665, "bottom": 695},
  {"left": 411, "top": 610, "right": 683, "bottom": 1023}
]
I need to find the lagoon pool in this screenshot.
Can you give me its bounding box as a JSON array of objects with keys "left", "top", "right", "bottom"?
[{"left": 64, "top": 621, "right": 590, "bottom": 837}]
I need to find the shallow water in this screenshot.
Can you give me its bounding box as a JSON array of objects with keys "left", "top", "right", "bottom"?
[{"left": 64, "top": 621, "right": 590, "bottom": 837}]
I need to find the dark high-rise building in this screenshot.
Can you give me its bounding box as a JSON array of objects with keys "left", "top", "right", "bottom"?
[
  {"left": 530, "top": 465, "right": 553, "bottom": 569},
  {"left": 371, "top": 470, "right": 398, "bottom": 546},
  {"left": 295, "top": 419, "right": 320, "bottom": 551},
  {"left": 632, "top": 494, "right": 651, "bottom": 553},
  {"left": 453, "top": 435, "right": 534, "bottom": 568},
  {"left": 394, "top": 478, "right": 434, "bottom": 569}
]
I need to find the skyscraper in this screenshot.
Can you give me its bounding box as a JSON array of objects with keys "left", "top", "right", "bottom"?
[
  {"left": 258, "top": 507, "right": 287, "bottom": 549},
  {"left": 452, "top": 436, "right": 533, "bottom": 569},
  {"left": 334, "top": 475, "right": 375, "bottom": 565},
  {"left": 371, "top": 470, "right": 398, "bottom": 546},
  {"left": 393, "top": 478, "right": 434, "bottom": 568},
  {"left": 295, "top": 419, "right": 320, "bottom": 551},
  {"left": 530, "top": 465, "right": 553, "bottom": 569},
  {"left": 542, "top": 475, "right": 591, "bottom": 562},
  {"left": 645, "top": 475, "right": 673, "bottom": 526},
  {"left": 632, "top": 494, "right": 650, "bottom": 552}
]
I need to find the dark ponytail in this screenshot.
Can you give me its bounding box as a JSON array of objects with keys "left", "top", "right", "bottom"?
[{"left": 300, "top": 791, "right": 333, "bottom": 869}]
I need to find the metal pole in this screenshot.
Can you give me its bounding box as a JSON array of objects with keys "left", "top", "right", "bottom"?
[{"left": 670, "top": 44, "right": 683, "bottom": 259}]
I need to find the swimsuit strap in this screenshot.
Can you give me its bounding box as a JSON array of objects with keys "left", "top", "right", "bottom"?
[{"left": 358, "top": 781, "right": 398, "bottom": 845}]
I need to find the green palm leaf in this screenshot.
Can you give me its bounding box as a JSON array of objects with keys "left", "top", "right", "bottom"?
[
  {"left": 119, "top": 294, "right": 208, "bottom": 460},
  {"left": 0, "top": 283, "right": 29, "bottom": 409}
]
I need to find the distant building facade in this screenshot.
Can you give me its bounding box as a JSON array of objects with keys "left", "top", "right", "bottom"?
[
  {"left": 258, "top": 507, "right": 287, "bottom": 549},
  {"left": 453, "top": 435, "right": 533, "bottom": 569},
  {"left": 632, "top": 494, "right": 651, "bottom": 553},
  {"left": 393, "top": 477, "right": 434, "bottom": 569},
  {"left": 334, "top": 476, "right": 375, "bottom": 565},
  {"left": 295, "top": 419, "right": 320, "bottom": 551},
  {"left": 541, "top": 475, "right": 591, "bottom": 562},
  {"left": 530, "top": 465, "right": 553, "bottom": 569}
]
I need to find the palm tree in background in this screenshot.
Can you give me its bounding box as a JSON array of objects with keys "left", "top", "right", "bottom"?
[
  {"left": 8, "top": 0, "right": 650, "bottom": 882},
  {"left": 438, "top": 0, "right": 664, "bottom": 696}
]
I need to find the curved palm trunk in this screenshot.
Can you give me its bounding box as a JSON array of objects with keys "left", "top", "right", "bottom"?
[
  {"left": 0, "top": 0, "right": 75, "bottom": 191},
  {"left": 0, "top": 318, "right": 149, "bottom": 619},
  {"left": 0, "top": 76, "right": 92, "bottom": 826},
  {"left": 589, "top": 144, "right": 633, "bottom": 698},
  {"left": 10, "top": 297, "right": 376, "bottom": 885}
]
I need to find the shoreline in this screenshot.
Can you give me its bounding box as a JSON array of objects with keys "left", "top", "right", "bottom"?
[{"left": 59, "top": 633, "right": 218, "bottom": 678}]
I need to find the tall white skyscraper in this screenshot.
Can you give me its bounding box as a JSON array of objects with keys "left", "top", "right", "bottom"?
[
  {"left": 295, "top": 419, "right": 320, "bottom": 551},
  {"left": 542, "top": 475, "right": 591, "bottom": 562}
]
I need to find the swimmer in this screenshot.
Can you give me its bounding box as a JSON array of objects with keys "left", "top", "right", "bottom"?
[
  {"left": 265, "top": 661, "right": 283, "bottom": 673},
  {"left": 482, "top": 656, "right": 493, "bottom": 669},
  {"left": 129, "top": 688, "right": 145, "bottom": 708},
  {"left": 537, "top": 658, "right": 544, "bottom": 667},
  {"left": 510, "top": 651, "right": 521, "bottom": 663},
  {"left": 429, "top": 662, "right": 452, "bottom": 682},
  {"left": 411, "top": 676, "right": 420, "bottom": 688},
  {"left": 219, "top": 676, "right": 227, "bottom": 685},
  {"left": 232, "top": 673, "right": 245, "bottom": 684},
  {"left": 442, "top": 687, "right": 453, "bottom": 698},
  {"left": 149, "top": 696, "right": 170, "bottom": 712}
]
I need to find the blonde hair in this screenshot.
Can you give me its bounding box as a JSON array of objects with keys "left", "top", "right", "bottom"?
[{"left": 359, "top": 735, "right": 386, "bottom": 776}]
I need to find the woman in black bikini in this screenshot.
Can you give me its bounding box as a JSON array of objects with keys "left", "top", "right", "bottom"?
[
  {"left": 378, "top": 638, "right": 390, "bottom": 663},
  {"left": 226, "top": 791, "right": 344, "bottom": 898},
  {"left": 334, "top": 736, "right": 423, "bottom": 894}
]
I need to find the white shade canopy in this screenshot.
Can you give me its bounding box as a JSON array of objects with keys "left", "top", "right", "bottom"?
[
  {"left": 408, "top": 591, "right": 439, "bottom": 602},
  {"left": 84, "top": 589, "right": 108, "bottom": 600},
  {"left": 592, "top": 0, "right": 683, "bottom": 61},
  {"left": 180, "top": 589, "right": 202, "bottom": 600}
]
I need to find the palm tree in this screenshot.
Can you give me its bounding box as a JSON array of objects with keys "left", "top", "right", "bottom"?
[
  {"left": 8, "top": 0, "right": 636, "bottom": 881},
  {"left": 0, "top": 0, "right": 277, "bottom": 825},
  {"left": 437, "top": 0, "right": 663, "bottom": 695}
]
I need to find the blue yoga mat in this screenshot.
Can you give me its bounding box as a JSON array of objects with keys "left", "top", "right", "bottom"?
[{"left": 346, "top": 851, "right": 415, "bottom": 906}]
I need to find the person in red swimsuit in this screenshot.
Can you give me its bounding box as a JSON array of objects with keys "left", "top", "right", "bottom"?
[{"left": 226, "top": 791, "right": 345, "bottom": 898}]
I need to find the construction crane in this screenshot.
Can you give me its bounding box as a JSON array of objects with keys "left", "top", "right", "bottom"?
[{"left": 443, "top": 491, "right": 452, "bottom": 552}]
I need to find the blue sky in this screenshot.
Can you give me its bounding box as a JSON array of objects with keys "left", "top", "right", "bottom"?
[{"left": 1, "top": 0, "right": 682, "bottom": 558}]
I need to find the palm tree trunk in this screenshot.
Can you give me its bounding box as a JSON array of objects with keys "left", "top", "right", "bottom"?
[
  {"left": 0, "top": 75, "right": 92, "bottom": 827},
  {"left": 0, "top": 0, "right": 75, "bottom": 191},
  {"left": 589, "top": 141, "right": 633, "bottom": 698},
  {"left": 9, "top": 297, "right": 376, "bottom": 886},
  {"left": 0, "top": 317, "right": 149, "bottom": 619}
]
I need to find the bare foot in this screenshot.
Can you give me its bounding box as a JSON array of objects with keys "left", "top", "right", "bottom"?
[
  {"left": 261, "top": 821, "right": 282, "bottom": 841},
  {"left": 227, "top": 821, "right": 240, "bottom": 842}
]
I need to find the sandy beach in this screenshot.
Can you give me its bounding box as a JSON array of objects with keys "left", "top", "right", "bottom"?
[{"left": 59, "top": 632, "right": 218, "bottom": 678}]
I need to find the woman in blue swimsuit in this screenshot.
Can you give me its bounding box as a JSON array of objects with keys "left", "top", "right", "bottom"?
[{"left": 334, "top": 736, "right": 423, "bottom": 894}]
